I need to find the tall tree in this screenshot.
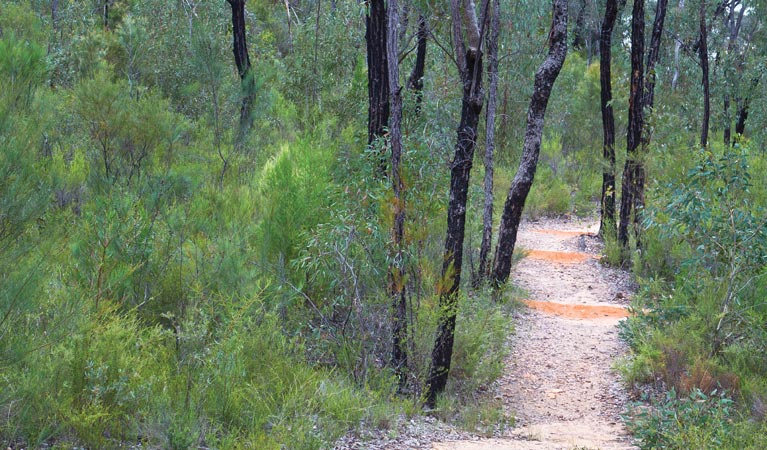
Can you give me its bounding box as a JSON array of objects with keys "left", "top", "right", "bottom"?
[
  {"left": 226, "top": 0, "right": 256, "bottom": 147},
  {"left": 598, "top": 0, "right": 620, "bottom": 239},
  {"left": 477, "top": 0, "right": 500, "bottom": 284},
  {"left": 387, "top": 0, "right": 408, "bottom": 383},
  {"left": 618, "top": 0, "right": 645, "bottom": 249},
  {"left": 491, "top": 0, "right": 568, "bottom": 287},
  {"left": 699, "top": 0, "right": 710, "bottom": 147},
  {"left": 426, "top": 0, "right": 487, "bottom": 406},
  {"left": 366, "top": 0, "right": 390, "bottom": 168}
]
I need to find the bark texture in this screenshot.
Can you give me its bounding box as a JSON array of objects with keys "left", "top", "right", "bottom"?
[
  {"left": 491, "top": 0, "right": 568, "bottom": 287},
  {"left": 366, "top": 0, "right": 390, "bottom": 152},
  {"left": 618, "top": 0, "right": 644, "bottom": 249},
  {"left": 386, "top": 0, "right": 408, "bottom": 381},
  {"left": 227, "top": 0, "right": 256, "bottom": 145},
  {"left": 426, "top": 0, "right": 486, "bottom": 406},
  {"left": 598, "top": 0, "right": 619, "bottom": 239},
  {"left": 477, "top": 0, "right": 500, "bottom": 285}
]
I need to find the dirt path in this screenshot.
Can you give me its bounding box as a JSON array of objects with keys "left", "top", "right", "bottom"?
[{"left": 434, "top": 218, "right": 636, "bottom": 450}]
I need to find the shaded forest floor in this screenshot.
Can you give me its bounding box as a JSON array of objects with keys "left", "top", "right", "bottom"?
[{"left": 337, "top": 217, "right": 638, "bottom": 449}]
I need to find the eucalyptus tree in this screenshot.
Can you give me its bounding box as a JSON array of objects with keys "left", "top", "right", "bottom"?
[
  {"left": 618, "top": 0, "right": 668, "bottom": 251},
  {"left": 226, "top": 0, "right": 256, "bottom": 147},
  {"left": 426, "top": 0, "right": 488, "bottom": 406},
  {"left": 491, "top": 0, "right": 568, "bottom": 287},
  {"left": 386, "top": 0, "right": 408, "bottom": 383},
  {"left": 598, "top": 0, "right": 621, "bottom": 239}
]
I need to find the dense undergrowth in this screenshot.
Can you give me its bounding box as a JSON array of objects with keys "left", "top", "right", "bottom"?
[
  {"left": 616, "top": 142, "right": 767, "bottom": 449},
  {"left": 0, "top": 3, "right": 526, "bottom": 448}
]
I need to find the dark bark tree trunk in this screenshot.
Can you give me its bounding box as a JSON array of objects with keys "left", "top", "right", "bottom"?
[
  {"left": 735, "top": 97, "right": 749, "bottom": 138},
  {"left": 572, "top": 0, "right": 587, "bottom": 50},
  {"left": 598, "top": 0, "right": 619, "bottom": 240},
  {"left": 631, "top": 0, "right": 668, "bottom": 237},
  {"left": 699, "top": 0, "right": 710, "bottom": 147},
  {"left": 477, "top": 0, "right": 500, "bottom": 286},
  {"left": 407, "top": 14, "right": 428, "bottom": 112},
  {"left": 227, "top": 0, "right": 256, "bottom": 147},
  {"left": 426, "top": 0, "right": 487, "bottom": 407},
  {"left": 366, "top": 0, "right": 390, "bottom": 173},
  {"left": 387, "top": 0, "right": 408, "bottom": 384},
  {"left": 491, "top": 0, "right": 568, "bottom": 287},
  {"left": 618, "top": 0, "right": 644, "bottom": 249}
]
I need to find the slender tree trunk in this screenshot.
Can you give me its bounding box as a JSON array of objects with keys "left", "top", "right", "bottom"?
[
  {"left": 572, "top": 0, "right": 587, "bottom": 50},
  {"left": 426, "top": 0, "right": 487, "bottom": 406},
  {"left": 699, "top": 0, "right": 710, "bottom": 147},
  {"left": 598, "top": 0, "right": 619, "bottom": 239},
  {"left": 387, "top": 0, "right": 408, "bottom": 383},
  {"left": 227, "top": 0, "right": 256, "bottom": 147},
  {"left": 366, "top": 0, "right": 390, "bottom": 145},
  {"left": 477, "top": 0, "right": 500, "bottom": 285},
  {"left": 618, "top": 0, "right": 644, "bottom": 249},
  {"left": 407, "top": 14, "right": 428, "bottom": 112},
  {"left": 735, "top": 97, "right": 749, "bottom": 138},
  {"left": 723, "top": 3, "right": 745, "bottom": 146},
  {"left": 491, "top": 0, "right": 568, "bottom": 287},
  {"left": 672, "top": 0, "right": 685, "bottom": 90}
]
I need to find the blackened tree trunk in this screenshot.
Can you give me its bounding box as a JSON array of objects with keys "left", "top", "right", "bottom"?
[
  {"left": 735, "top": 97, "right": 749, "bottom": 138},
  {"left": 366, "top": 0, "right": 390, "bottom": 162},
  {"left": 407, "top": 14, "right": 428, "bottom": 111},
  {"left": 598, "top": 0, "right": 619, "bottom": 239},
  {"left": 227, "top": 0, "right": 256, "bottom": 147},
  {"left": 477, "top": 0, "right": 500, "bottom": 285},
  {"left": 491, "top": 0, "right": 568, "bottom": 287},
  {"left": 618, "top": 0, "right": 644, "bottom": 249},
  {"left": 426, "top": 0, "right": 486, "bottom": 407},
  {"left": 699, "top": 0, "right": 710, "bottom": 147},
  {"left": 631, "top": 0, "right": 668, "bottom": 236},
  {"left": 387, "top": 0, "right": 408, "bottom": 383}
]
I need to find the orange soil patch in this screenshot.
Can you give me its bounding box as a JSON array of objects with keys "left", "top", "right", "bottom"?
[
  {"left": 532, "top": 229, "right": 596, "bottom": 238},
  {"left": 523, "top": 300, "right": 630, "bottom": 319},
  {"left": 526, "top": 250, "right": 596, "bottom": 263}
]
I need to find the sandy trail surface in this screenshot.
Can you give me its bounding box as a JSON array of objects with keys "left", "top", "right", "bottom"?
[{"left": 434, "top": 218, "right": 636, "bottom": 450}]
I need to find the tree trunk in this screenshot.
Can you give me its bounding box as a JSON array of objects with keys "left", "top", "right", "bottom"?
[
  {"left": 387, "top": 0, "right": 408, "bottom": 384},
  {"left": 476, "top": 0, "right": 499, "bottom": 285},
  {"left": 366, "top": 0, "right": 390, "bottom": 159},
  {"left": 426, "top": 0, "right": 486, "bottom": 406},
  {"left": 598, "top": 0, "right": 619, "bottom": 240},
  {"left": 491, "top": 0, "right": 568, "bottom": 287},
  {"left": 618, "top": 0, "right": 644, "bottom": 249},
  {"left": 407, "top": 14, "right": 428, "bottom": 112},
  {"left": 699, "top": 0, "right": 710, "bottom": 147},
  {"left": 672, "top": 0, "right": 685, "bottom": 90},
  {"left": 572, "top": 0, "right": 587, "bottom": 50},
  {"left": 735, "top": 97, "right": 749, "bottom": 138},
  {"left": 227, "top": 0, "right": 256, "bottom": 147}
]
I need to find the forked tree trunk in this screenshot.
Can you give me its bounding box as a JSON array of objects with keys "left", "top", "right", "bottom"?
[
  {"left": 426, "top": 0, "right": 487, "bottom": 407},
  {"left": 227, "top": 0, "right": 256, "bottom": 147},
  {"left": 699, "top": 0, "right": 710, "bottom": 147},
  {"left": 407, "top": 14, "right": 428, "bottom": 111},
  {"left": 598, "top": 0, "right": 619, "bottom": 239},
  {"left": 618, "top": 0, "right": 644, "bottom": 249},
  {"left": 366, "top": 0, "right": 390, "bottom": 174},
  {"left": 477, "top": 0, "right": 500, "bottom": 285},
  {"left": 491, "top": 0, "right": 568, "bottom": 287},
  {"left": 386, "top": 0, "right": 408, "bottom": 383},
  {"left": 633, "top": 0, "right": 668, "bottom": 235}
]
